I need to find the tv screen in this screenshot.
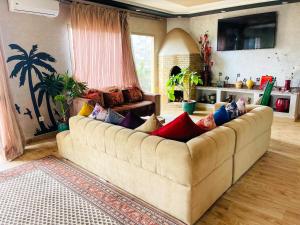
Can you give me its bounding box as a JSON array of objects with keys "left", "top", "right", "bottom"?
[{"left": 217, "top": 12, "right": 277, "bottom": 51}]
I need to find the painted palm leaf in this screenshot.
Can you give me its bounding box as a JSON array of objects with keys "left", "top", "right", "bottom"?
[
  {"left": 33, "top": 52, "right": 56, "bottom": 62},
  {"left": 8, "top": 44, "right": 28, "bottom": 58},
  {"left": 9, "top": 61, "right": 27, "bottom": 78}
]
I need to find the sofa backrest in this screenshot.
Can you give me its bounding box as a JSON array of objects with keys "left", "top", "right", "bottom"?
[
  {"left": 68, "top": 116, "right": 236, "bottom": 187},
  {"left": 222, "top": 106, "right": 273, "bottom": 152}
]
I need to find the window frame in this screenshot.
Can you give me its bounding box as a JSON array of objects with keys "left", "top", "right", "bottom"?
[{"left": 130, "top": 33, "right": 155, "bottom": 93}]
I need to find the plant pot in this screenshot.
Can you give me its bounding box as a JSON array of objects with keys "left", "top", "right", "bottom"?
[
  {"left": 57, "top": 122, "right": 69, "bottom": 132},
  {"left": 182, "top": 100, "right": 196, "bottom": 115}
]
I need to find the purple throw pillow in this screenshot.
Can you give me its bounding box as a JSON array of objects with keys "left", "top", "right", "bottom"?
[{"left": 119, "top": 111, "right": 145, "bottom": 129}]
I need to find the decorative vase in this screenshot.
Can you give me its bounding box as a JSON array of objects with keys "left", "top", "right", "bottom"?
[
  {"left": 235, "top": 81, "right": 243, "bottom": 89},
  {"left": 275, "top": 98, "right": 290, "bottom": 112},
  {"left": 182, "top": 100, "right": 197, "bottom": 115},
  {"left": 284, "top": 80, "right": 291, "bottom": 91},
  {"left": 202, "top": 65, "right": 211, "bottom": 86},
  {"left": 246, "top": 79, "right": 254, "bottom": 89},
  {"left": 57, "top": 122, "right": 69, "bottom": 132}
]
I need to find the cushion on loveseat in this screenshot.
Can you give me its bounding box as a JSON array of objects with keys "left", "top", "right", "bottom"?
[
  {"left": 122, "top": 87, "right": 143, "bottom": 103},
  {"left": 103, "top": 89, "right": 124, "bottom": 108}
]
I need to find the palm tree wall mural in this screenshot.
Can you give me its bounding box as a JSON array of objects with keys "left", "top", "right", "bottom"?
[{"left": 6, "top": 44, "right": 58, "bottom": 136}]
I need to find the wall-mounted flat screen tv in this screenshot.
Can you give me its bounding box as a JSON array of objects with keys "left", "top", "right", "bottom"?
[{"left": 217, "top": 12, "right": 277, "bottom": 51}]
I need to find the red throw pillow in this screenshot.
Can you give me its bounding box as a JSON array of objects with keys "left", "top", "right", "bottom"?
[{"left": 151, "top": 112, "right": 204, "bottom": 142}]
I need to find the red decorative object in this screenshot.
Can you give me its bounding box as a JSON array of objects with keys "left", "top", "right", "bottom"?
[
  {"left": 260, "top": 75, "right": 273, "bottom": 90},
  {"left": 151, "top": 112, "right": 204, "bottom": 142},
  {"left": 275, "top": 98, "right": 290, "bottom": 112},
  {"left": 199, "top": 33, "right": 213, "bottom": 86},
  {"left": 284, "top": 79, "right": 291, "bottom": 91}
]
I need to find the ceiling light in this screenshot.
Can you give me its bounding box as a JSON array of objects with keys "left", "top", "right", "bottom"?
[
  {"left": 135, "top": 9, "right": 141, "bottom": 12},
  {"left": 221, "top": 10, "right": 227, "bottom": 13},
  {"left": 282, "top": 1, "right": 288, "bottom": 4}
]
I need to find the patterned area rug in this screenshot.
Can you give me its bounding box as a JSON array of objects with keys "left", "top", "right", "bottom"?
[{"left": 0, "top": 156, "right": 185, "bottom": 225}]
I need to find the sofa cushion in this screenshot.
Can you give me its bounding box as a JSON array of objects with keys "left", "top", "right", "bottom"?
[
  {"left": 122, "top": 87, "right": 143, "bottom": 103},
  {"left": 237, "top": 98, "right": 246, "bottom": 115},
  {"left": 88, "top": 103, "right": 108, "bottom": 121},
  {"left": 214, "top": 105, "right": 230, "bottom": 126},
  {"left": 135, "top": 114, "right": 162, "bottom": 133},
  {"left": 151, "top": 112, "right": 203, "bottom": 142},
  {"left": 226, "top": 101, "right": 239, "bottom": 120},
  {"left": 103, "top": 89, "right": 124, "bottom": 107},
  {"left": 119, "top": 111, "right": 145, "bottom": 129},
  {"left": 78, "top": 102, "right": 94, "bottom": 117},
  {"left": 105, "top": 108, "right": 125, "bottom": 125},
  {"left": 83, "top": 89, "right": 104, "bottom": 106},
  {"left": 196, "top": 113, "right": 216, "bottom": 131}
]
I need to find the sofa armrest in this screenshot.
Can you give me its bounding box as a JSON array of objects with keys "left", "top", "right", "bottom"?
[
  {"left": 187, "top": 126, "right": 235, "bottom": 185},
  {"left": 143, "top": 92, "right": 161, "bottom": 115}
]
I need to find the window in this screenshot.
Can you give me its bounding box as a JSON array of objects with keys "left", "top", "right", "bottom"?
[{"left": 131, "top": 34, "right": 154, "bottom": 92}]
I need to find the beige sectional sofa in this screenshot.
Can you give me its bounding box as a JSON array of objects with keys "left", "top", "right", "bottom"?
[
  {"left": 57, "top": 105, "right": 273, "bottom": 224},
  {"left": 57, "top": 116, "right": 235, "bottom": 225}
]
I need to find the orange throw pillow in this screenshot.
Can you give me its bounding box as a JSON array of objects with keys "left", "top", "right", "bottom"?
[{"left": 196, "top": 113, "right": 217, "bottom": 131}]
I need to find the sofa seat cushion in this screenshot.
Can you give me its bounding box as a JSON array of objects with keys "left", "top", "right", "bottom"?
[{"left": 112, "top": 100, "right": 152, "bottom": 111}]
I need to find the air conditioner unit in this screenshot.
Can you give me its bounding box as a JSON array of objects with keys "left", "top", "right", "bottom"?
[{"left": 8, "top": 0, "right": 59, "bottom": 17}]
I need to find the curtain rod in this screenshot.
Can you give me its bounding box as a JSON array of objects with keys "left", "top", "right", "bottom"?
[{"left": 59, "top": 0, "right": 164, "bottom": 21}]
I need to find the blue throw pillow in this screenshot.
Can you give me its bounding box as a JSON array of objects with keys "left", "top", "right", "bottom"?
[
  {"left": 213, "top": 105, "right": 230, "bottom": 126},
  {"left": 105, "top": 108, "right": 125, "bottom": 125},
  {"left": 226, "top": 101, "right": 239, "bottom": 120}
]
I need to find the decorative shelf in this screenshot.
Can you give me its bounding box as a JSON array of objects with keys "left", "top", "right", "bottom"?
[{"left": 194, "top": 86, "right": 300, "bottom": 120}]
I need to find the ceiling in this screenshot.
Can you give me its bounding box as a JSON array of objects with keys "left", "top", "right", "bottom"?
[
  {"left": 114, "top": 0, "right": 278, "bottom": 14},
  {"left": 87, "top": 0, "right": 300, "bottom": 17}
]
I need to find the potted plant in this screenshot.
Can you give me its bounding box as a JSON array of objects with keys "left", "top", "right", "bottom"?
[
  {"left": 54, "top": 72, "right": 87, "bottom": 132},
  {"left": 166, "top": 68, "right": 203, "bottom": 115}
]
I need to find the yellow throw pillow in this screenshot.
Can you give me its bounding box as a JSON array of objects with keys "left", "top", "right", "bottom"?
[
  {"left": 78, "top": 103, "right": 94, "bottom": 117},
  {"left": 135, "top": 114, "right": 162, "bottom": 133}
]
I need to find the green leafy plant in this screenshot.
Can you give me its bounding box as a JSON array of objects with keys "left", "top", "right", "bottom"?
[
  {"left": 166, "top": 68, "right": 202, "bottom": 102},
  {"left": 54, "top": 72, "right": 87, "bottom": 123}
]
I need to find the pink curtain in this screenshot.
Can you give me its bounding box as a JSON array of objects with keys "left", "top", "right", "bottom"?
[
  {"left": 71, "top": 4, "right": 140, "bottom": 89},
  {"left": 0, "top": 36, "right": 25, "bottom": 161}
]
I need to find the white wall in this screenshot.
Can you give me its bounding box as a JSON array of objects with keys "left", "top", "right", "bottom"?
[
  {"left": 167, "top": 3, "right": 300, "bottom": 87},
  {"left": 0, "top": 0, "right": 72, "bottom": 139}
]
